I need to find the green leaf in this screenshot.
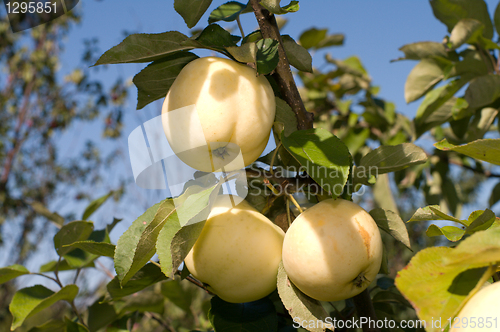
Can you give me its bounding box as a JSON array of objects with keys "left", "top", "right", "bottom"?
[
  {"left": 396, "top": 227, "right": 500, "bottom": 331},
  {"left": 452, "top": 50, "right": 489, "bottom": 79},
  {"left": 106, "top": 263, "right": 166, "bottom": 301},
  {"left": 93, "top": 31, "right": 193, "bottom": 65},
  {"left": 63, "top": 241, "right": 115, "bottom": 257},
  {"left": 82, "top": 191, "right": 114, "bottom": 220},
  {"left": 208, "top": 1, "right": 248, "bottom": 23},
  {"left": 430, "top": 0, "right": 493, "bottom": 39},
  {"left": 465, "top": 209, "right": 496, "bottom": 234},
  {"left": 63, "top": 249, "right": 96, "bottom": 269},
  {"left": 175, "top": 181, "right": 223, "bottom": 227},
  {"left": 276, "top": 262, "right": 332, "bottom": 332},
  {"left": 156, "top": 212, "right": 182, "bottom": 279},
  {"left": 372, "top": 174, "right": 399, "bottom": 214},
  {"left": 161, "top": 278, "right": 194, "bottom": 312},
  {"left": 29, "top": 201, "right": 64, "bottom": 227},
  {"left": 65, "top": 318, "right": 89, "bottom": 332},
  {"left": 274, "top": 97, "right": 297, "bottom": 137},
  {"left": 241, "top": 30, "right": 263, "bottom": 44},
  {"left": 495, "top": 1, "right": 500, "bottom": 36},
  {"left": 226, "top": 42, "right": 257, "bottom": 63},
  {"left": 174, "top": 0, "right": 213, "bottom": 28},
  {"left": 488, "top": 181, "right": 500, "bottom": 207},
  {"left": 0, "top": 264, "right": 29, "bottom": 284},
  {"left": 444, "top": 226, "right": 500, "bottom": 266},
  {"left": 369, "top": 208, "right": 411, "bottom": 249},
  {"left": 133, "top": 52, "right": 199, "bottom": 110},
  {"left": 395, "top": 41, "right": 448, "bottom": 61},
  {"left": 184, "top": 23, "right": 238, "bottom": 53},
  {"left": 114, "top": 199, "right": 175, "bottom": 286},
  {"left": 326, "top": 55, "right": 368, "bottom": 78},
  {"left": 28, "top": 320, "right": 66, "bottom": 332},
  {"left": 426, "top": 224, "right": 465, "bottom": 241},
  {"left": 10, "top": 285, "right": 79, "bottom": 330},
  {"left": 315, "top": 33, "right": 344, "bottom": 49},
  {"left": 466, "top": 107, "right": 498, "bottom": 141},
  {"left": 358, "top": 143, "right": 427, "bottom": 175},
  {"left": 259, "top": 0, "right": 299, "bottom": 15},
  {"left": 208, "top": 296, "right": 278, "bottom": 332},
  {"left": 395, "top": 247, "right": 474, "bottom": 331},
  {"left": 53, "top": 221, "right": 94, "bottom": 256},
  {"left": 39, "top": 259, "right": 94, "bottom": 273},
  {"left": 434, "top": 138, "right": 500, "bottom": 165},
  {"left": 282, "top": 35, "right": 312, "bottom": 73},
  {"left": 116, "top": 291, "right": 165, "bottom": 315},
  {"left": 447, "top": 18, "right": 484, "bottom": 50},
  {"left": 407, "top": 205, "right": 464, "bottom": 225},
  {"left": 414, "top": 78, "right": 468, "bottom": 135},
  {"left": 88, "top": 296, "right": 118, "bottom": 332},
  {"left": 256, "top": 38, "right": 279, "bottom": 75},
  {"left": 404, "top": 59, "right": 444, "bottom": 103},
  {"left": 299, "top": 27, "right": 322, "bottom": 49},
  {"left": 281, "top": 128, "right": 351, "bottom": 197},
  {"left": 464, "top": 74, "right": 500, "bottom": 110},
  {"left": 170, "top": 222, "right": 207, "bottom": 278}
]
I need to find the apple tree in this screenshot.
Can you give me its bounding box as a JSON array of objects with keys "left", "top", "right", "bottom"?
[{"left": 2, "top": 0, "right": 500, "bottom": 331}]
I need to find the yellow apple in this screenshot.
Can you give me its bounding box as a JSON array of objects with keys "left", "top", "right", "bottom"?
[
  {"left": 282, "top": 198, "right": 383, "bottom": 302},
  {"left": 162, "top": 57, "right": 276, "bottom": 172},
  {"left": 450, "top": 281, "right": 500, "bottom": 331},
  {"left": 184, "top": 195, "right": 285, "bottom": 303}
]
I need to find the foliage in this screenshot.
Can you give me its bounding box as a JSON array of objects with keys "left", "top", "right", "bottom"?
[{"left": 2, "top": 0, "right": 500, "bottom": 331}]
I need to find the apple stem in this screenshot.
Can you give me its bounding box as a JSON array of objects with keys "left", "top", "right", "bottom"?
[
  {"left": 269, "top": 141, "right": 282, "bottom": 174},
  {"left": 352, "top": 289, "right": 381, "bottom": 332},
  {"left": 287, "top": 194, "right": 303, "bottom": 214},
  {"left": 249, "top": 0, "right": 314, "bottom": 130}
]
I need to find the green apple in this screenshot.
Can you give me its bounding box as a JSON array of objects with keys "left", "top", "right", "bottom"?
[
  {"left": 184, "top": 195, "right": 285, "bottom": 303},
  {"left": 162, "top": 57, "right": 275, "bottom": 172},
  {"left": 450, "top": 281, "right": 500, "bottom": 331},
  {"left": 282, "top": 198, "right": 383, "bottom": 301}
]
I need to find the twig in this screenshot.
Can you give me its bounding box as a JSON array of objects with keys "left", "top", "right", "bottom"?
[
  {"left": 96, "top": 260, "right": 115, "bottom": 279},
  {"left": 144, "top": 312, "right": 176, "bottom": 332},
  {"left": 448, "top": 159, "right": 500, "bottom": 178},
  {"left": 287, "top": 194, "right": 303, "bottom": 214},
  {"left": 185, "top": 275, "right": 214, "bottom": 295},
  {"left": 70, "top": 299, "right": 88, "bottom": 329},
  {"left": 236, "top": 16, "right": 245, "bottom": 39},
  {"left": 246, "top": 168, "right": 316, "bottom": 194},
  {"left": 73, "top": 268, "right": 81, "bottom": 284},
  {"left": 352, "top": 289, "right": 381, "bottom": 332},
  {"left": 269, "top": 141, "right": 282, "bottom": 174},
  {"left": 249, "top": 0, "right": 313, "bottom": 130}
]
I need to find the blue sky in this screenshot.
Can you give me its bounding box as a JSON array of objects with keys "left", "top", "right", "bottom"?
[
  {"left": 5, "top": 0, "right": 500, "bottom": 274},
  {"left": 54, "top": 0, "right": 500, "bottom": 224}
]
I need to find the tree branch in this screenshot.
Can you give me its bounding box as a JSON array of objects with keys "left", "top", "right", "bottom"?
[
  {"left": 249, "top": 0, "right": 313, "bottom": 130},
  {"left": 352, "top": 289, "right": 381, "bottom": 332}
]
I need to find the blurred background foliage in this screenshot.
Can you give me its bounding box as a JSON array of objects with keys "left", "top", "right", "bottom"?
[{"left": 1, "top": 0, "right": 500, "bottom": 331}]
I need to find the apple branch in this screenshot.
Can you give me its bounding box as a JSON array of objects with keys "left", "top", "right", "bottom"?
[{"left": 249, "top": 0, "right": 314, "bottom": 130}]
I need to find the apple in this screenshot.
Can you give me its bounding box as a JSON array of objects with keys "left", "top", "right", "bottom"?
[
  {"left": 449, "top": 281, "right": 500, "bottom": 331},
  {"left": 162, "top": 57, "right": 275, "bottom": 172},
  {"left": 184, "top": 195, "right": 285, "bottom": 303},
  {"left": 282, "top": 198, "right": 383, "bottom": 302}
]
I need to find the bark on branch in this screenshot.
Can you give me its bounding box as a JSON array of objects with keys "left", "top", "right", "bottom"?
[{"left": 249, "top": 0, "right": 314, "bottom": 130}]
